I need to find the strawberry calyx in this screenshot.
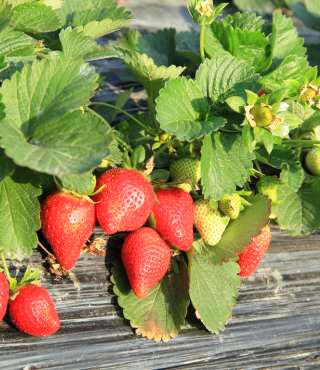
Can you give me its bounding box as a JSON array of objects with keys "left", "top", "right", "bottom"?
[
  {"left": 1, "top": 255, "right": 41, "bottom": 300},
  {"left": 54, "top": 175, "right": 98, "bottom": 201}
]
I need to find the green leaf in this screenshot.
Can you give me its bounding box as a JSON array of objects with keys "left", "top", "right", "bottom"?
[
  {"left": 234, "top": 0, "right": 278, "bottom": 13},
  {"left": 273, "top": 180, "right": 320, "bottom": 236},
  {"left": 136, "top": 29, "right": 176, "bottom": 67},
  {"left": 131, "top": 145, "right": 145, "bottom": 168},
  {"left": 225, "top": 95, "right": 246, "bottom": 113},
  {"left": 176, "top": 30, "right": 201, "bottom": 66},
  {"left": 0, "top": 53, "right": 111, "bottom": 174},
  {"left": 226, "top": 29, "right": 270, "bottom": 72},
  {"left": 57, "top": 171, "right": 96, "bottom": 195},
  {"left": 0, "top": 28, "right": 35, "bottom": 59},
  {"left": 270, "top": 10, "right": 306, "bottom": 68},
  {"left": 112, "top": 257, "right": 190, "bottom": 342},
  {"left": 204, "top": 26, "right": 230, "bottom": 59},
  {"left": 208, "top": 15, "right": 270, "bottom": 72},
  {"left": 257, "top": 145, "right": 303, "bottom": 188},
  {"left": 0, "top": 55, "right": 98, "bottom": 134},
  {"left": 0, "top": 169, "right": 41, "bottom": 260},
  {"left": 0, "top": 0, "right": 13, "bottom": 31},
  {"left": 254, "top": 127, "right": 277, "bottom": 154},
  {"left": 0, "top": 109, "right": 114, "bottom": 176},
  {"left": 156, "top": 77, "right": 226, "bottom": 141},
  {"left": 10, "top": 1, "right": 62, "bottom": 33},
  {"left": 280, "top": 161, "right": 304, "bottom": 192},
  {"left": 214, "top": 195, "right": 271, "bottom": 261},
  {"left": 195, "top": 56, "right": 257, "bottom": 102},
  {"left": 71, "top": 1, "right": 131, "bottom": 38},
  {"left": 99, "top": 137, "right": 123, "bottom": 168},
  {"left": 115, "top": 49, "right": 185, "bottom": 101},
  {"left": 201, "top": 132, "right": 255, "bottom": 200},
  {"left": 59, "top": 27, "right": 114, "bottom": 61},
  {"left": 300, "top": 110, "right": 320, "bottom": 134},
  {"left": 188, "top": 244, "right": 240, "bottom": 334},
  {"left": 221, "top": 12, "right": 265, "bottom": 32},
  {"left": 261, "top": 55, "right": 311, "bottom": 93}
]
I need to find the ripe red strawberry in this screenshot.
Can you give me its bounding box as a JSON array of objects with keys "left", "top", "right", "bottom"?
[
  {"left": 122, "top": 227, "right": 171, "bottom": 299},
  {"left": 152, "top": 188, "right": 194, "bottom": 251},
  {"left": 238, "top": 225, "right": 272, "bottom": 277},
  {"left": 41, "top": 192, "right": 96, "bottom": 270},
  {"left": 9, "top": 284, "right": 61, "bottom": 337},
  {"left": 93, "top": 169, "right": 155, "bottom": 234},
  {"left": 0, "top": 272, "right": 9, "bottom": 321}
]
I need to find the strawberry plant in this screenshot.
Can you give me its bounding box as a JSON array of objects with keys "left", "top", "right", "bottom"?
[{"left": 0, "top": 0, "right": 319, "bottom": 341}]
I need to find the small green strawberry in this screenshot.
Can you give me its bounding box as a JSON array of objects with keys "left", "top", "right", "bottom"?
[
  {"left": 218, "top": 194, "right": 241, "bottom": 220},
  {"left": 251, "top": 104, "right": 274, "bottom": 128},
  {"left": 195, "top": 200, "right": 229, "bottom": 246},
  {"left": 170, "top": 158, "right": 201, "bottom": 188},
  {"left": 305, "top": 148, "right": 320, "bottom": 176}
]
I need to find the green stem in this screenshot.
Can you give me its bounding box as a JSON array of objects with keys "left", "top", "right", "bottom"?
[
  {"left": 90, "top": 101, "right": 156, "bottom": 135},
  {"left": 115, "top": 135, "right": 133, "bottom": 153},
  {"left": 199, "top": 24, "right": 206, "bottom": 62},
  {"left": 283, "top": 140, "right": 320, "bottom": 147},
  {"left": 254, "top": 160, "right": 262, "bottom": 173},
  {"left": 220, "top": 128, "right": 241, "bottom": 133},
  {"left": 1, "top": 253, "right": 13, "bottom": 284}
]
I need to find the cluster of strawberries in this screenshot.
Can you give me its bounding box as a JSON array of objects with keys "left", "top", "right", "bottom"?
[
  {"left": 41, "top": 164, "right": 272, "bottom": 299},
  {"left": 0, "top": 162, "right": 272, "bottom": 337}
]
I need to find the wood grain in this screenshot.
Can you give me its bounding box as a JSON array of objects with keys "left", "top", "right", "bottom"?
[{"left": 0, "top": 228, "right": 320, "bottom": 369}]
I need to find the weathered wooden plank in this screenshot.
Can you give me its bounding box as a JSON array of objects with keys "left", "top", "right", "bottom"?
[{"left": 0, "top": 229, "right": 319, "bottom": 369}]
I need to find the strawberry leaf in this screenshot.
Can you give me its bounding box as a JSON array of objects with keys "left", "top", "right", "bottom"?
[
  {"left": 188, "top": 244, "right": 240, "bottom": 334},
  {"left": 195, "top": 55, "right": 257, "bottom": 102},
  {"left": 67, "top": 0, "right": 131, "bottom": 38},
  {"left": 10, "top": 1, "right": 62, "bottom": 33},
  {"left": 116, "top": 48, "right": 185, "bottom": 102},
  {"left": 0, "top": 56, "right": 114, "bottom": 175},
  {"left": 0, "top": 0, "right": 13, "bottom": 31},
  {"left": 270, "top": 10, "right": 306, "bottom": 68},
  {"left": 135, "top": 29, "right": 177, "bottom": 67},
  {"left": 260, "top": 55, "right": 311, "bottom": 92},
  {"left": 201, "top": 132, "right": 255, "bottom": 200},
  {"left": 208, "top": 16, "right": 270, "bottom": 72},
  {"left": 57, "top": 172, "right": 96, "bottom": 196},
  {"left": 0, "top": 109, "right": 114, "bottom": 176},
  {"left": 60, "top": 27, "right": 114, "bottom": 61},
  {"left": 214, "top": 195, "right": 271, "bottom": 261},
  {"left": 0, "top": 28, "right": 35, "bottom": 59},
  {"left": 0, "top": 168, "right": 41, "bottom": 260},
  {"left": 156, "top": 77, "right": 226, "bottom": 141},
  {"left": 112, "top": 257, "right": 190, "bottom": 342},
  {"left": 221, "top": 12, "right": 265, "bottom": 31},
  {"left": 273, "top": 180, "right": 320, "bottom": 236},
  {"left": 234, "top": 0, "right": 276, "bottom": 14}
]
